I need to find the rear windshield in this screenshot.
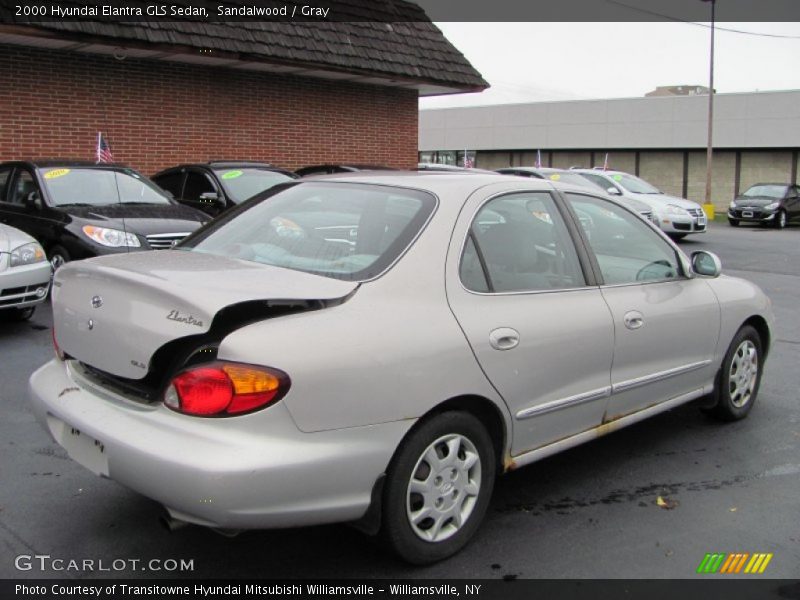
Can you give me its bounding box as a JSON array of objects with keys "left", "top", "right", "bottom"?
[
  {"left": 180, "top": 182, "right": 436, "bottom": 281},
  {"left": 213, "top": 168, "right": 296, "bottom": 203},
  {"left": 39, "top": 168, "right": 171, "bottom": 207}
]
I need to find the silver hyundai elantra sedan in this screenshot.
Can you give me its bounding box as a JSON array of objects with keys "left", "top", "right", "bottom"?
[{"left": 30, "top": 172, "right": 773, "bottom": 564}]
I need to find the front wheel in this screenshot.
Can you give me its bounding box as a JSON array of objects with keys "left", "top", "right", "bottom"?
[
  {"left": 774, "top": 210, "right": 787, "bottom": 229},
  {"left": 668, "top": 233, "right": 687, "bottom": 241},
  {"left": 380, "top": 411, "right": 495, "bottom": 564},
  {"left": 707, "top": 325, "right": 763, "bottom": 421},
  {"left": 728, "top": 219, "right": 740, "bottom": 227}
]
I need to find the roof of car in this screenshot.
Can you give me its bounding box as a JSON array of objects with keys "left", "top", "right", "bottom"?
[
  {"left": 1, "top": 160, "right": 132, "bottom": 169},
  {"left": 153, "top": 163, "right": 298, "bottom": 178}
]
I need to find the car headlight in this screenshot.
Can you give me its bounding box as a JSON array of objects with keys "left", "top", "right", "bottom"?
[
  {"left": 10, "top": 242, "right": 46, "bottom": 267},
  {"left": 729, "top": 201, "right": 736, "bottom": 210},
  {"left": 82, "top": 225, "right": 141, "bottom": 248},
  {"left": 665, "top": 204, "right": 689, "bottom": 216},
  {"left": 765, "top": 202, "right": 780, "bottom": 210}
]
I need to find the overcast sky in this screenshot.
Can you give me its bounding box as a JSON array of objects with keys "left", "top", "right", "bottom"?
[{"left": 419, "top": 22, "right": 800, "bottom": 109}]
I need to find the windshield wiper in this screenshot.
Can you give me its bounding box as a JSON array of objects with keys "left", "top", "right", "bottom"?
[{"left": 55, "top": 202, "right": 95, "bottom": 207}]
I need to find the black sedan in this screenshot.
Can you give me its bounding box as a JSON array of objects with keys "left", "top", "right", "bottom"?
[
  {"left": 152, "top": 161, "right": 298, "bottom": 217},
  {"left": 728, "top": 183, "right": 800, "bottom": 229},
  {"left": 0, "top": 161, "right": 208, "bottom": 269}
]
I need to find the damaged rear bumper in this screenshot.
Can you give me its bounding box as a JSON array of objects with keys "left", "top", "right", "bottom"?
[{"left": 29, "top": 359, "right": 413, "bottom": 530}]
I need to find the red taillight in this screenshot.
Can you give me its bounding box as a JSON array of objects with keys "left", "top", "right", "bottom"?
[{"left": 164, "top": 362, "right": 289, "bottom": 417}]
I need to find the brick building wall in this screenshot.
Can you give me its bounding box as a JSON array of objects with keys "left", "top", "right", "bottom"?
[{"left": 0, "top": 45, "right": 419, "bottom": 174}]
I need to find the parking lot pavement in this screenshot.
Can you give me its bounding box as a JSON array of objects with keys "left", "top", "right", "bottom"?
[{"left": 1, "top": 221, "right": 798, "bottom": 579}]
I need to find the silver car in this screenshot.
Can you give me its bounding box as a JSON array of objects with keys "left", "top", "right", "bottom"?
[
  {"left": 30, "top": 173, "right": 772, "bottom": 564},
  {"left": 0, "top": 223, "right": 50, "bottom": 320},
  {"left": 573, "top": 169, "right": 707, "bottom": 239}
]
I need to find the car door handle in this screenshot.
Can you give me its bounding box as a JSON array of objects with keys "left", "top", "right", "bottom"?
[
  {"left": 624, "top": 311, "right": 644, "bottom": 330},
  {"left": 489, "top": 327, "right": 520, "bottom": 351}
]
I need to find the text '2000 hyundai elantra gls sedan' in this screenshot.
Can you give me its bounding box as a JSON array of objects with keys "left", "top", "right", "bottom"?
[{"left": 30, "top": 173, "right": 773, "bottom": 564}]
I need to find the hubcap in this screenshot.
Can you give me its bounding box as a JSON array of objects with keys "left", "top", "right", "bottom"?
[
  {"left": 406, "top": 433, "right": 482, "bottom": 542},
  {"left": 779, "top": 212, "right": 786, "bottom": 228},
  {"left": 728, "top": 340, "right": 758, "bottom": 408}
]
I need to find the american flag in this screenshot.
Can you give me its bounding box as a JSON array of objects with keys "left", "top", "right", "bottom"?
[
  {"left": 463, "top": 151, "right": 474, "bottom": 169},
  {"left": 96, "top": 132, "right": 114, "bottom": 163}
]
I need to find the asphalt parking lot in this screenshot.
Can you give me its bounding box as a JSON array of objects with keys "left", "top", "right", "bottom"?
[{"left": 1, "top": 221, "right": 798, "bottom": 580}]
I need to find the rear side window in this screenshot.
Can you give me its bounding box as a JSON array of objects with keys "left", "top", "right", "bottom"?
[
  {"left": 181, "top": 182, "right": 436, "bottom": 281},
  {"left": 461, "top": 192, "right": 585, "bottom": 293}
]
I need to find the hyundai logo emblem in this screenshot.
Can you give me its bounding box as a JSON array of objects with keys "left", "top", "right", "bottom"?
[{"left": 91, "top": 295, "right": 103, "bottom": 309}]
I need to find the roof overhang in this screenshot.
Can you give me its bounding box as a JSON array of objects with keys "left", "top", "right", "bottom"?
[{"left": 0, "top": 24, "right": 484, "bottom": 96}]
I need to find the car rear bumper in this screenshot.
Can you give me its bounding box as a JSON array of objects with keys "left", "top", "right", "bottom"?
[
  {"left": 0, "top": 261, "right": 50, "bottom": 310},
  {"left": 29, "top": 359, "right": 413, "bottom": 529}
]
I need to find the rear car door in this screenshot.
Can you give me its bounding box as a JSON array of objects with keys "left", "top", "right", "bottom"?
[
  {"left": 563, "top": 192, "right": 720, "bottom": 420},
  {"left": 447, "top": 187, "right": 614, "bottom": 455}
]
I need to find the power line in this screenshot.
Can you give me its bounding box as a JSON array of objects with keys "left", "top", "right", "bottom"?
[{"left": 602, "top": 0, "right": 800, "bottom": 39}]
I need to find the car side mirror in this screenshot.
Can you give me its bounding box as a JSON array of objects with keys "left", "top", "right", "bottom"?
[
  {"left": 606, "top": 187, "right": 622, "bottom": 196},
  {"left": 199, "top": 191, "right": 224, "bottom": 207},
  {"left": 691, "top": 250, "right": 721, "bottom": 277},
  {"left": 24, "top": 191, "right": 42, "bottom": 210}
]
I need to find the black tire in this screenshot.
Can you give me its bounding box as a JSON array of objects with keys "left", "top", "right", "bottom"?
[
  {"left": 707, "top": 325, "right": 763, "bottom": 422},
  {"left": 668, "top": 233, "right": 687, "bottom": 241},
  {"left": 48, "top": 245, "right": 70, "bottom": 270},
  {"left": 728, "top": 219, "right": 739, "bottom": 227},
  {"left": 774, "top": 210, "right": 787, "bottom": 230},
  {"left": 380, "top": 411, "right": 496, "bottom": 564}
]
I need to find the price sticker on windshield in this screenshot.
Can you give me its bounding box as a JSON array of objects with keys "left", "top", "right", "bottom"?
[
  {"left": 549, "top": 173, "right": 561, "bottom": 181},
  {"left": 612, "top": 174, "right": 623, "bottom": 181},
  {"left": 44, "top": 169, "right": 71, "bottom": 179},
  {"left": 221, "top": 170, "right": 243, "bottom": 180}
]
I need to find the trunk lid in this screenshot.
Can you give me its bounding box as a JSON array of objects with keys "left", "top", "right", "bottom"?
[{"left": 52, "top": 250, "right": 357, "bottom": 380}]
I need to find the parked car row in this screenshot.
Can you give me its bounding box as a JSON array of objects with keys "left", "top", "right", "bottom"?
[
  {"left": 30, "top": 170, "right": 773, "bottom": 564},
  {"left": 0, "top": 159, "right": 392, "bottom": 274}
]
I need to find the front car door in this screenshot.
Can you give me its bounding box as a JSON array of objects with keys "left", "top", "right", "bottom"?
[
  {"left": 563, "top": 192, "right": 720, "bottom": 420},
  {"left": 0, "top": 167, "right": 53, "bottom": 245},
  {"left": 446, "top": 185, "right": 615, "bottom": 455}
]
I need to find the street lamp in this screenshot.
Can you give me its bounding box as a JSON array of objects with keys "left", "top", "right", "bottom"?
[{"left": 701, "top": 0, "right": 716, "bottom": 220}]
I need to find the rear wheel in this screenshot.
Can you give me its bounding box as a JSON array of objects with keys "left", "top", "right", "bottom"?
[
  {"left": 381, "top": 411, "right": 495, "bottom": 564},
  {"left": 707, "top": 325, "right": 763, "bottom": 421},
  {"left": 774, "top": 210, "right": 787, "bottom": 229},
  {"left": 728, "top": 219, "right": 739, "bottom": 227}
]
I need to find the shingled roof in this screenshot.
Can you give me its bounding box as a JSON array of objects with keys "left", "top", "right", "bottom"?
[{"left": 0, "top": 0, "right": 488, "bottom": 95}]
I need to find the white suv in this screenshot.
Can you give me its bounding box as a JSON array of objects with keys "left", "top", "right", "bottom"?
[{"left": 574, "top": 169, "right": 706, "bottom": 239}]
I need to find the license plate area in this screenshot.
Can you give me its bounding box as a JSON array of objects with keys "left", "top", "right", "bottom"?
[
  {"left": 46, "top": 414, "right": 109, "bottom": 476},
  {"left": 742, "top": 211, "right": 754, "bottom": 218}
]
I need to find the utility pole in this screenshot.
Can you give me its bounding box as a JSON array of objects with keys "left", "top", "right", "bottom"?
[{"left": 702, "top": 0, "right": 716, "bottom": 219}]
